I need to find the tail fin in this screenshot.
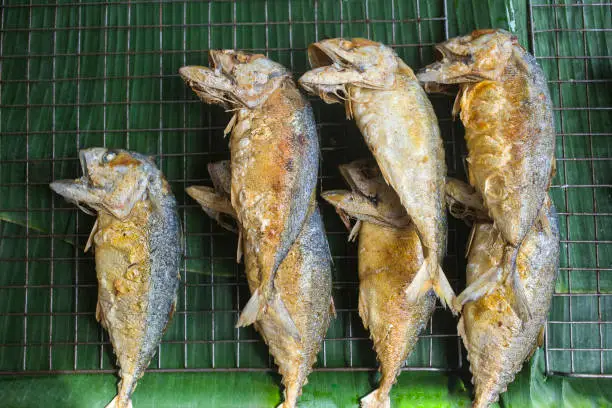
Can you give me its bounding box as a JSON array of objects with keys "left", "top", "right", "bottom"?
[
  {"left": 105, "top": 395, "right": 133, "bottom": 408},
  {"left": 360, "top": 389, "right": 391, "bottom": 408},
  {"left": 276, "top": 383, "right": 300, "bottom": 408},
  {"left": 405, "top": 256, "right": 457, "bottom": 314},
  {"left": 236, "top": 288, "right": 300, "bottom": 340}
]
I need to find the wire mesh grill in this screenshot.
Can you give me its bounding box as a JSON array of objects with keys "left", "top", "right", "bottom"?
[
  {"left": 0, "top": 0, "right": 463, "bottom": 375},
  {"left": 0, "top": 0, "right": 608, "bottom": 380},
  {"left": 529, "top": 0, "right": 612, "bottom": 378}
]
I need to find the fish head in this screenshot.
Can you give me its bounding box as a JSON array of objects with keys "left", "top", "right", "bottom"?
[
  {"left": 322, "top": 160, "right": 409, "bottom": 229},
  {"left": 179, "top": 50, "right": 291, "bottom": 109},
  {"left": 50, "top": 148, "right": 156, "bottom": 219},
  {"left": 417, "top": 29, "right": 518, "bottom": 86},
  {"left": 298, "top": 38, "right": 400, "bottom": 103}
]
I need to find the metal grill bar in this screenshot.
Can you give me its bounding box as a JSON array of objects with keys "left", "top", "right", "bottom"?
[
  {"left": 0, "top": 0, "right": 608, "bottom": 379},
  {"left": 529, "top": 0, "right": 612, "bottom": 379}
]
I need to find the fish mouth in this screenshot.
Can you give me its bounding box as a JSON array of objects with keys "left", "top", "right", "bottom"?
[
  {"left": 416, "top": 44, "right": 475, "bottom": 88},
  {"left": 179, "top": 52, "right": 237, "bottom": 107},
  {"left": 299, "top": 42, "right": 361, "bottom": 104},
  {"left": 307, "top": 42, "right": 337, "bottom": 68}
]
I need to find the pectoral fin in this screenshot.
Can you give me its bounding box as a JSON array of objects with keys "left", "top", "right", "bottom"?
[
  {"left": 186, "top": 185, "right": 238, "bottom": 232},
  {"left": 85, "top": 218, "right": 98, "bottom": 253},
  {"left": 236, "top": 289, "right": 300, "bottom": 341}
]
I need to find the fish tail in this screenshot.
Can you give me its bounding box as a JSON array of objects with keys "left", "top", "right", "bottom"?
[
  {"left": 104, "top": 395, "right": 133, "bottom": 408},
  {"left": 360, "top": 389, "right": 391, "bottom": 408},
  {"left": 405, "top": 255, "right": 457, "bottom": 314},
  {"left": 472, "top": 385, "right": 502, "bottom": 408},
  {"left": 276, "top": 382, "right": 300, "bottom": 408},
  {"left": 236, "top": 288, "right": 300, "bottom": 341}
]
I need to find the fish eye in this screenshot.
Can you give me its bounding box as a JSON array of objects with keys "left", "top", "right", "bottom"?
[{"left": 102, "top": 151, "right": 116, "bottom": 164}]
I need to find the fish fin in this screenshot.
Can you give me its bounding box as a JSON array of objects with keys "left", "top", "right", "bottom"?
[
  {"left": 360, "top": 389, "right": 390, "bottom": 408},
  {"left": 84, "top": 218, "right": 98, "bottom": 253},
  {"left": 465, "top": 224, "right": 476, "bottom": 259},
  {"left": 269, "top": 292, "right": 300, "bottom": 341},
  {"left": 432, "top": 265, "right": 458, "bottom": 315},
  {"left": 236, "top": 228, "right": 243, "bottom": 263},
  {"left": 456, "top": 266, "right": 501, "bottom": 307},
  {"left": 236, "top": 288, "right": 263, "bottom": 328},
  {"left": 405, "top": 257, "right": 457, "bottom": 314},
  {"left": 236, "top": 289, "right": 300, "bottom": 341},
  {"left": 348, "top": 219, "right": 362, "bottom": 242},
  {"left": 104, "top": 396, "right": 133, "bottom": 408},
  {"left": 330, "top": 297, "right": 337, "bottom": 319},
  {"left": 95, "top": 300, "right": 103, "bottom": 323},
  {"left": 503, "top": 245, "right": 532, "bottom": 322},
  {"left": 508, "top": 269, "right": 532, "bottom": 323},
  {"left": 405, "top": 257, "right": 432, "bottom": 303},
  {"left": 224, "top": 112, "right": 237, "bottom": 137}
]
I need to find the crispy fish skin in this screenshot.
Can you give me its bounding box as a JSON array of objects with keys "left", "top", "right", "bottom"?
[
  {"left": 322, "top": 161, "right": 435, "bottom": 408},
  {"left": 180, "top": 51, "right": 319, "bottom": 336},
  {"left": 299, "top": 38, "right": 455, "bottom": 311},
  {"left": 418, "top": 30, "right": 556, "bottom": 318},
  {"left": 446, "top": 179, "right": 559, "bottom": 408},
  {"left": 186, "top": 161, "right": 333, "bottom": 408},
  {"left": 50, "top": 149, "right": 181, "bottom": 408}
]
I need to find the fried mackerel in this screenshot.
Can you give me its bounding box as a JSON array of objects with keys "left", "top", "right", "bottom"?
[
  {"left": 187, "top": 161, "right": 333, "bottom": 408},
  {"left": 50, "top": 149, "right": 181, "bottom": 408},
  {"left": 299, "top": 38, "right": 455, "bottom": 312},
  {"left": 446, "top": 178, "right": 559, "bottom": 408},
  {"left": 322, "top": 160, "right": 436, "bottom": 408},
  {"left": 179, "top": 52, "right": 332, "bottom": 407},
  {"left": 418, "top": 30, "right": 556, "bottom": 319}
]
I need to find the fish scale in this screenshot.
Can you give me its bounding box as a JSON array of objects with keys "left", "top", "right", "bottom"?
[{"left": 50, "top": 148, "right": 181, "bottom": 408}]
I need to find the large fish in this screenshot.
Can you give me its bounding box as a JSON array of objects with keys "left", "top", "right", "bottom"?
[
  {"left": 322, "top": 160, "right": 436, "bottom": 408},
  {"left": 186, "top": 161, "right": 333, "bottom": 408},
  {"left": 179, "top": 51, "right": 319, "bottom": 338},
  {"left": 418, "top": 29, "right": 556, "bottom": 320},
  {"left": 446, "top": 178, "right": 559, "bottom": 408},
  {"left": 298, "top": 38, "right": 456, "bottom": 312},
  {"left": 50, "top": 148, "right": 181, "bottom": 408}
]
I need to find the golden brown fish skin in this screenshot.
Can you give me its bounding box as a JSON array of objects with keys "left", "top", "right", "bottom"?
[
  {"left": 418, "top": 31, "right": 555, "bottom": 312},
  {"left": 445, "top": 180, "right": 559, "bottom": 407},
  {"left": 187, "top": 162, "right": 333, "bottom": 408},
  {"left": 321, "top": 161, "right": 435, "bottom": 408},
  {"left": 179, "top": 52, "right": 319, "bottom": 335},
  {"left": 229, "top": 80, "right": 318, "bottom": 306},
  {"left": 299, "top": 39, "right": 455, "bottom": 311},
  {"left": 357, "top": 222, "right": 436, "bottom": 408},
  {"left": 50, "top": 149, "right": 181, "bottom": 408}
]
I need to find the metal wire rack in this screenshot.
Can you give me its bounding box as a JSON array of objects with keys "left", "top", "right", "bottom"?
[
  {"left": 529, "top": 0, "right": 612, "bottom": 379},
  {"left": 0, "top": 0, "right": 608, "bottom": 381}
]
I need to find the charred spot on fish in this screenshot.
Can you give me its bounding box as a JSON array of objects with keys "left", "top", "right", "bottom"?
[
  {"left": 285, "top": 158, "right": 294, "bottom": 172},
  {"left": 497, "top": 321, "right": 503, "bottom": 327}
]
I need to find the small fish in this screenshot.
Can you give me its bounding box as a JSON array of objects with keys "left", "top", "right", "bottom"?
[
  {"left": 322, "top": 160, "right": 436, "bottom": 408},
  {"left": 446, "top": 178, "right": 559, "bottom": 408},
  {"left": 187, "top": 161, "right": 333, "bottom": 408},
  {"left": 299, "top": 38, "right": 456, "bottom": 312},
  {"left": 50, "top": 148, "right": 181, "bottom": 408},
  {"left": 418, "top": 29, "right": 556, "bottom": 320},
  {"left": 180, "top": 51, "right": 320, "bottom": 339}
]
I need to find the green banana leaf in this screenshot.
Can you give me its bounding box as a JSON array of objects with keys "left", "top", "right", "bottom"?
[{"left": 0, "top": 0, "right": 610, "bottom": 406}]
